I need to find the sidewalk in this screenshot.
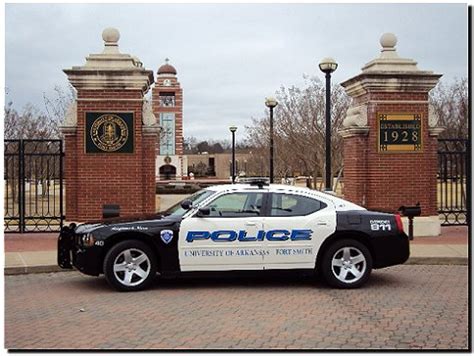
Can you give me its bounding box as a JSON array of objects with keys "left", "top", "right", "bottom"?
[{"left": 4, "top": 226, "right": 469, "bottom": 275}]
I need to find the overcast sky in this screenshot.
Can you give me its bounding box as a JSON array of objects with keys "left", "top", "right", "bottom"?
[{"left": 5, "top": 3, "right": 468, "bottom": 141}]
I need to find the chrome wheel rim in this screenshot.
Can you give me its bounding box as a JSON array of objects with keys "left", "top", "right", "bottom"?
[
  {"left": 113, "top": 248, "right": 151, "bottom": 287},
  {"left": 331, "top": 246, "right": 366, "bottom": 284}
]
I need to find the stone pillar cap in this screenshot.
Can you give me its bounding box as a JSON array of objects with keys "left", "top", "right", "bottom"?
[
  {"left": 65, "top": 27, "right": 148, "bottom": 70},
  {"left": 63, "top": 27, "right": 154, "bottom": 91},
  {"left": 361, "top": 32, "right": 422, "bottom": 73}
]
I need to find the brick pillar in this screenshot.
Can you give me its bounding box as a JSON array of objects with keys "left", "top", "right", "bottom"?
[
  {"left": 60, "top": 28, "right": 158, "bottom": 222},
  {"left": 342, "top": 133, "right": 368, "bottom": 206},
  {"left": 340, "top": 33, "right": 443, "bottom": 236}
]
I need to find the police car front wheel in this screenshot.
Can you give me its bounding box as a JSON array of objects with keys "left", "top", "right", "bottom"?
[
  {"left": 321, "top": 239, "right": 372, "bottom": 289},
  {"left": 103, "top": 240, "right": 157, "bottom": 292}
]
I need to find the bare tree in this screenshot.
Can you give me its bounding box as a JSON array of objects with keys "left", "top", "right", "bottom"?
[
  {"left": 245, "top": 76, "right": 351, "bottom": 188},
  {"left": 43, "top": 84, "right": 76, "bottom": 138},
  {"left": 4, "top": 102, "right": 60, "bottom": 200},
  {"left": 184, "top": 136, "right": 199, "bottom": 154},
  {"left": 4, "top": 85, "right": 75, "bottom": 201},
  {"left": 4, "top": 102, "right": 57, "bottom": 139},
  {"left": 184, "top": 138, "right": 233, "bottom": 154},
  {"left": 429, "top": 78, "right": 468, "bottom": 139},
  {"left": 5, "top": 84, "right": 76, "bottom": 140}
]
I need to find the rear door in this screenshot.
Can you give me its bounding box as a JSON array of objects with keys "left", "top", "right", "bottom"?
[
  {"left": 178, "top": 190, "right": 267, "bottom": 271},
  {"left": 263, "top": 192, "right": 335, "bottom": 269}
]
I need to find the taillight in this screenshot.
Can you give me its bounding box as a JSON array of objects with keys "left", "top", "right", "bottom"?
[{"left": 395, "top": 213, "right": 404, "bottom": 233}]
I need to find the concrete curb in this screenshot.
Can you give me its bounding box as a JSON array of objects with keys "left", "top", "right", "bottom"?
[
  {"left": 406, "top": 257, "right": 468, "bottom": 266},
  {"left": 4, "top": 257, "right": 468, "bottom": 276},
  {"left": 4, "top": 265, "right": 72, "bottom": 276}
]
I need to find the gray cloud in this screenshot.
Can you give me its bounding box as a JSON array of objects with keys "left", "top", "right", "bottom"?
[{"left": 5, "top": 3, "right": 467, "bottom": 140}]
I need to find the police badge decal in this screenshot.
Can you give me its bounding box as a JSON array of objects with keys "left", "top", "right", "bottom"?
[
  {"left": 160, "top": 230, "right": 174, "bottom": 244},
  {"left": 85, "top": 112, "right": 134, "bottom": 153}
]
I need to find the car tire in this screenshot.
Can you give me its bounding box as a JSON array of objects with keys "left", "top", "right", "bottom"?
[
  {"left": 103, "top": 240, "right": 157, "bottom": 292},
  {"left": 321, "top": 239, "right": 372, "bottom": 289}
]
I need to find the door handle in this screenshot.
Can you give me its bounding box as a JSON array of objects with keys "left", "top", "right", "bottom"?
[
  {"left": 245, "top": 222, "right": 257, "bottom": 226},
  {"left": 316, "top": 221, "right": 327, "bottom": 226}
]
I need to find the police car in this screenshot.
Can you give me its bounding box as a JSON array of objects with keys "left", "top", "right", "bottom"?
[{"left": 58, "top": 181, "right": 410, "bottom": 291}]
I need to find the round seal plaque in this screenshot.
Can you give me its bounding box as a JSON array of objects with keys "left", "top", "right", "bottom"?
[{"left": 90, "top": 114, "right": 129, "bottom": 152}]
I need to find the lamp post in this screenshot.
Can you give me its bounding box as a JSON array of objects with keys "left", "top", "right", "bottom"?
[
  {"left": 265, "top": 97, "right": 278, "bottom": 183},
  {"left": 319, "top": 57, "right": 338, "bottom": 191},
  {"left": 229, "top": 126, "right": 237, "bottom": 183}
]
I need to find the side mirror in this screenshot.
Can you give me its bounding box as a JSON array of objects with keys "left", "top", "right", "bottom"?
[
  {"left": 196, "top": 207, "right": 211, "bottom": 217},
  {"left": 181, "top": 200, "right": 193, "bottom": 210}
]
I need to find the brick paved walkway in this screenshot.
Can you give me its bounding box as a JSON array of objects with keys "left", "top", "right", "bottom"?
[{"left": 5, "top": 265, "right": 468, "bottom": 350}]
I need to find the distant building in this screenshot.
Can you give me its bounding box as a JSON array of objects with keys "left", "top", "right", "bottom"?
[
  {"left": 152, "top": 59, "right": 187, "bottom": 180},
  {"left": 187, "top": 153, "right": 251, "bottom": 180}
]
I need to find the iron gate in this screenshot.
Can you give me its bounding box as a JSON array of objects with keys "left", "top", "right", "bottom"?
[
  {"left": 4, "top": 139, "right": 64, "bottom": 233},
  {"left": 437, "top": 138, "right": 469, "bottom": 226}
]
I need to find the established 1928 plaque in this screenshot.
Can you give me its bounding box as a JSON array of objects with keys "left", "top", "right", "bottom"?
[
  {"left": 85, "top": 112, "right": 134, "bottom": 153},
  {"left": 378, "top": 113, "right": 422, "bottom": 152}
]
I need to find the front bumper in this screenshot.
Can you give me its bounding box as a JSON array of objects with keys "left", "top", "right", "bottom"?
[{"left": 58, "top": 226, "right": 103, "bottom": 276}]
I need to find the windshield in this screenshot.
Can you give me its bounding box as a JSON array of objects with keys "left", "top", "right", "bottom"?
[{"left": 164, "top": 189, "right": 215, "bottom": 217}]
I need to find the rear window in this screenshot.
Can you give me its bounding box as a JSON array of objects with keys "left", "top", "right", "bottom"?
[{"left": 270, "top": 193, "right": 326, "bottom": 216}]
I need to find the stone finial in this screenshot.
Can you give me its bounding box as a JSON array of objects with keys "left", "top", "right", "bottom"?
[
  {"left": 378, "top": 33, "right": 399, "bottom": 60},
  {"left": 102, "top": 27, "right": 120, "bottom": 54},
  {"left": 102, "top": 27, "right": 120, "bottom": 43},
  {"left": 380, "top": 33, "right": 397, "bottom": 51}
]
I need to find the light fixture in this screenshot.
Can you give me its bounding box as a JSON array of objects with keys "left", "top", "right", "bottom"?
[
  {"left": 265, "top": 97, "right": 278, "bottom": 108},
  {"left": 318, "top": 57, "right": 338, "bottom": 74}
]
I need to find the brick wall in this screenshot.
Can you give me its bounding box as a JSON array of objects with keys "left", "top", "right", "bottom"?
[{"left": 64, "top": 89, "right": 157, "bottom": 221}]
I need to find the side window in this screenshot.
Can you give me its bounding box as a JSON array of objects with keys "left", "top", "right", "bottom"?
[
  {"left": 270, "top": 194, "right": 326, "bottom": 217},
  {"left": 206, "top": 192, "right": 264, "bottom": 218}
]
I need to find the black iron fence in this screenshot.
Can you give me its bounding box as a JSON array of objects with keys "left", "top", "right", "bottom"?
[
  {"left": 4, "top": 139, "right": 64, "bottom": 233},
  {"left": 437, "top": 138, "right": 469, "bottom": 226}
]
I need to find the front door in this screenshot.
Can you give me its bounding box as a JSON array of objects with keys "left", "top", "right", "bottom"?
[{"left": 178, "top": 190, "right": 267, "bottom": 271}]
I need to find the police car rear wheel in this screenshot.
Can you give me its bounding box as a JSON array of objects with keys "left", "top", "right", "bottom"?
[
  {"left": 103, "top": 240, "right": 157, "bottom": 292},
  {"left": 321, "top": 239, "right": 372, "bottom": 289}
]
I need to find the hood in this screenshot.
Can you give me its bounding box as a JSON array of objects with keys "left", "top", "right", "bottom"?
[
  {"left": 84, "top": 212, "right": 167, "bottom": 225},
  {"left": 74, "top": 212, "right": 179, "bottom": 234}
]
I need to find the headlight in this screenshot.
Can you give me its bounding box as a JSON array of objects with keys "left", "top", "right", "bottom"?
[{"left": 82, "top": 233, "right": 96, "bottom": 247}]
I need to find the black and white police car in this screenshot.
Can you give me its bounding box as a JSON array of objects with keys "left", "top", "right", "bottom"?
[{"left": 58, "top": 181, "right": 410, "bottom": 291}]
